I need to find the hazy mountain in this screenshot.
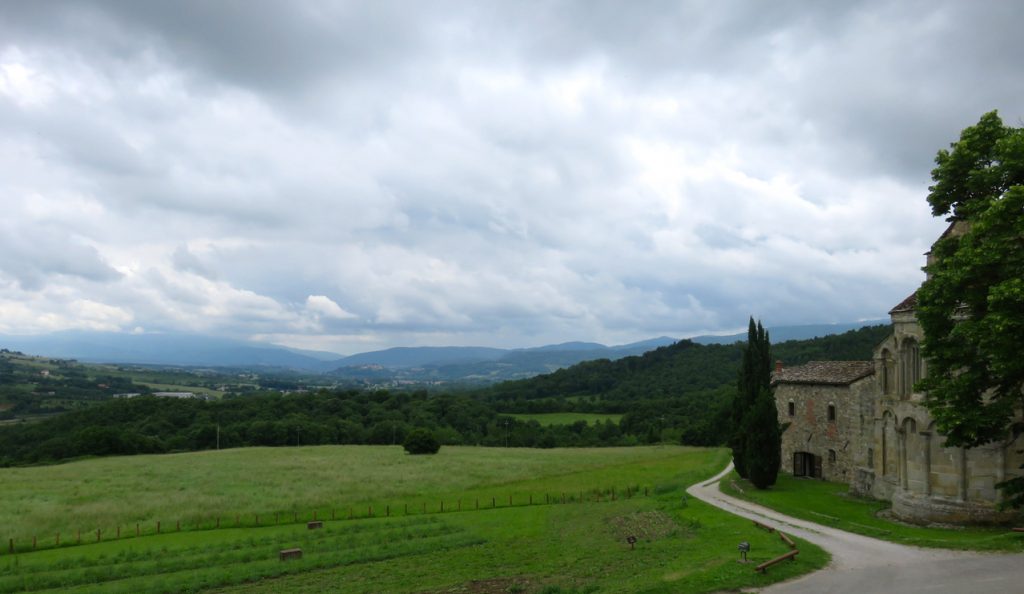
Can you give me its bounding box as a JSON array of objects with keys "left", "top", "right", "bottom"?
[
  {"left": 0, "top": 331, "right": 336, "bottom": 371},
  {"left": 335, "top": 346, "right": 507, "bottom": 368},
  {"left": 689, "top": 320, "right": 888, "bottom": 345},
  {"left": 0, "top": 321, "right": 887, "bottom": 378}
]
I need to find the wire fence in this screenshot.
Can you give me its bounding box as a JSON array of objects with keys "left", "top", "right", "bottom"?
[{"left": 3, "top": 484, "right": 654, "bottom": 556}]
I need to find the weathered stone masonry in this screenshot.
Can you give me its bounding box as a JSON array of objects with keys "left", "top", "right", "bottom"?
[{"left": 773, "top": 223, "right": 1023, "bottom": 524}]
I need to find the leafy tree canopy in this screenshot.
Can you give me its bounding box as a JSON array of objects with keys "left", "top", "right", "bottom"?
[
  {"left": 403, "top": 428, "right": 441, "bottom": 455},
  {"left": 917, "top": 111, "right": 1024, "bottom": 505}
]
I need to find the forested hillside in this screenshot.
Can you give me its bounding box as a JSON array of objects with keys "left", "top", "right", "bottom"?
[{"left": 0, "top": 325, "right": 891, "bottom": 466}]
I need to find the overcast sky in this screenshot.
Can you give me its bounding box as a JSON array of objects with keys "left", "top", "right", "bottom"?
[{"left": 1, "top": 1, "right": 1021, "bottom": 355}]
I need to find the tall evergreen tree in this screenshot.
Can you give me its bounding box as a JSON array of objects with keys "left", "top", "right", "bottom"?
[
  {"left": 731, "top": 317, "right": 772, "bottom": 478},
  {"left": 744, "top": 387, "right": 782, "bottom": 489}
]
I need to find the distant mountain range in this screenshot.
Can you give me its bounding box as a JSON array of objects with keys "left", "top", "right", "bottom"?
[
  {"left": 688, "top": 320, "right": 888, "bottom": 345},
  {"left": 0, "top": 320, "right": 887, "bottom": 382}
]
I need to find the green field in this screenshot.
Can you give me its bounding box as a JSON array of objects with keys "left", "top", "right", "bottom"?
[
  {"left": 721, "top": 472, "right": 1024, "bottom": 551},
  {"left": 0, "top": 446, "right": 828, "bottom": 593},
  {"left": 508, "top": 413, "right": 623, "bottom": 426}
]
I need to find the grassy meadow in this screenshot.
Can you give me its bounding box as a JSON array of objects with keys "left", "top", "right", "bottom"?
[
  {"left": 721, "top": 471, "right": 1024, "bottom": 552},
  {"left": 507, "top": 413, "right": 623, "bottom": 426},
  {"left": 0, "top": 446, "right": 829, "bottom": 593}
]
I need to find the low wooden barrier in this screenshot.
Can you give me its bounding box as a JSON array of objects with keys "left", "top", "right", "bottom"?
[
  {"left": 307, "top": 521, "right": 323, "bottom": 530},
  {"left": 1012, "top": 527, "right": 1024, "bottom": 533},
  {"left": 778, "top": 531, "right": 796, "bottom": 549},
  {"left": 755, "top": 549, "right": 798, "bottom": 573},
  {"left": 279, "top": 548, "right": 302, "bottom": 561},
  {"left": 752, "top": 520, "right": 774, "bottom": 533}
]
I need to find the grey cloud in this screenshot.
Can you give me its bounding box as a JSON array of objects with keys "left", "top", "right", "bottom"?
[
  {"left": 0, "top": 1, "right": 1016, "bottom": 351},
  {"left": 0, "top": 227, "right": 122, "bottom": 290}
]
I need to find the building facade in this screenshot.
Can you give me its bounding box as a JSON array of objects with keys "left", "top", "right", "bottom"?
[{"left": 774, "top": 224, "right": 1024, "bottom": 524}]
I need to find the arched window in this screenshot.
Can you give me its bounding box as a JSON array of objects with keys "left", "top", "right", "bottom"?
[
  {"left": 788, "top": 401, "right": 795, "bottom": 416},
  {"left": 901, "top": 339, "right": 921, "bottom": 397},
  {"left": 827, "top": 404, "right": 836, "bottom": 422},
  {"left": 881, "top": 349, "right": 895, "bottom": 395},
  {"left": 828, "top": 449, "right": 837, "bottom": 463}
]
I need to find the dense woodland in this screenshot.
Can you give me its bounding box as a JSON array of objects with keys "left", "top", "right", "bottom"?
[{"left": 0, "top": 325, "right": 891, "bottom": 466}]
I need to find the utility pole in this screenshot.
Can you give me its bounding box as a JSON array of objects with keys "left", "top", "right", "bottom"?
[{"left": 216, "top": 424, "right": 220, "bottom": 451}]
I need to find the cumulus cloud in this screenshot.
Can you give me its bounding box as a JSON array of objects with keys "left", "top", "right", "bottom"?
[
  {"left": 305, "top": 295, "right": 357, "bottom": 321},
  {"left": 0, "top": 1, "right": 1018, "bottom": 353}
]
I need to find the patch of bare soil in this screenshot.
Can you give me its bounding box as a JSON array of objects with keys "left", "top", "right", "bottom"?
[{"left": 607, "top": 510, "right": 679, "bottom": 542}]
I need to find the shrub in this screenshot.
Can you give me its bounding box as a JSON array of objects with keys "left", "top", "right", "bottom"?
[{"left": 403, "top": 428, "right": 441, "bottom": 455}]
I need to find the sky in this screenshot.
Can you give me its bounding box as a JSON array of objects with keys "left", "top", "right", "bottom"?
[{"left": 1, "top": 1, "right": 1021, "bottom": 355}]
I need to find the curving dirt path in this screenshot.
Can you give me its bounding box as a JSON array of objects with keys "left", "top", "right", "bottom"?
[{"left": 687, "top": 463, "right": 1024, "bottom": 593}]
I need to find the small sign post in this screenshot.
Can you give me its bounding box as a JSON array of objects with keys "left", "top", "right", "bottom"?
[{"left": 738, "top": 541, "right": 750, "bottom": 563}]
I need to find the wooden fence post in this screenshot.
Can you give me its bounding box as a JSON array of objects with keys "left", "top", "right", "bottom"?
[
  {"left": 176, "top": 520, "right": 180, "bottom": 532},
  {"left": 8, "top": 538, "right": 12, "bottom": 553},
  {"left": 386, "top": 505, "right": 390, "bottom": 517},
  {"left": 56, "top": 533, "right": 60, "bottom": 547},
  {"left": 369, "top": 506, "right": 373, "bottom": 517},
  {"left": 313, "top": 511, "right": 317, "bottom": 521},
  {"left": 331, "top": 510, "right": 335, "bottom": 520},
  {"left": 77, "top": 529, "right": 81, "bottom": 544},
  {"left": 441, "top": 501, "right": 444, "bottom": 513},
  {"left": 216, "top": 517, "right": 220, "bottom": 529},
  {"left": 157, "top": 521, "right": 161, "bottom": 534},
  {"left": 96, "top": 529, "right": 100, "bottom": 542},
  {"left": 32, "top": 536, "right": 36, "bottom": 549},
  {"left": 136, "top": 523, "right": 140, "bottom": 536},
  {"left": 256, "top": 515, "right": 259, "bottom": 526},
  {"left": 492, "top": 497, "right": 495, "bottom": 508},
  {"left": 405, "top": 503, "right": 408, "bottom": 515},
  {"left": 116, "top": 526, "right": 120, "bottom": 539}
]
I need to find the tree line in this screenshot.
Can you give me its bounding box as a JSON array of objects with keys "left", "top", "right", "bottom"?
[{"left": 0, "top": 324, "right": 890, "bottom": 467}]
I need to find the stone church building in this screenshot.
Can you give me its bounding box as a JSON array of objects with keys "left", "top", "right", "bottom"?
[{"left": 773, "top": 223, "right": 1024, "bottom": 524}]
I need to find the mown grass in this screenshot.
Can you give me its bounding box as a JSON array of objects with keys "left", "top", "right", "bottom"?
[
  {"left": 720, "top": 471, "right": 1024, "bottom": 551},
  {"left": 0, "top": 447, "right": 829, "bottom": 593},
  {"left": 507, "top": 413, "right": 623, "bottom": 426}
]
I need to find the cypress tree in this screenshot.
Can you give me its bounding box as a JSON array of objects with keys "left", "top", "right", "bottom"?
[
  {"left": 744, "top": 387, "right": 782, "bottom": 489},
  {"left": 731, "top": 317, "right": 773, "bottom": 478}
]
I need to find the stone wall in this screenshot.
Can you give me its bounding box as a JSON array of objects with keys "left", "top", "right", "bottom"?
[{"left": 775, "top": 376, "right": 875, "bottom": 484}]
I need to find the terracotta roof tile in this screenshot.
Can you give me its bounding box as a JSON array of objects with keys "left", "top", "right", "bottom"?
[
  {"left": 772, "top": 361, "right": 874, "bottom": 386},
  {"left": 888, "top": 291, "right": 918, "bottom": 314}
]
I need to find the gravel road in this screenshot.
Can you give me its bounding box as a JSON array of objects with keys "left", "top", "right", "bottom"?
[{"left": 687, "top": 463, "right": 1024, "bottom": 593}]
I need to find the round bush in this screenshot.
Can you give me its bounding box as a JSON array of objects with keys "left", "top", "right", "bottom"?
[{"left": 403, "top": 428, "right": 441, "bottom": 455}]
